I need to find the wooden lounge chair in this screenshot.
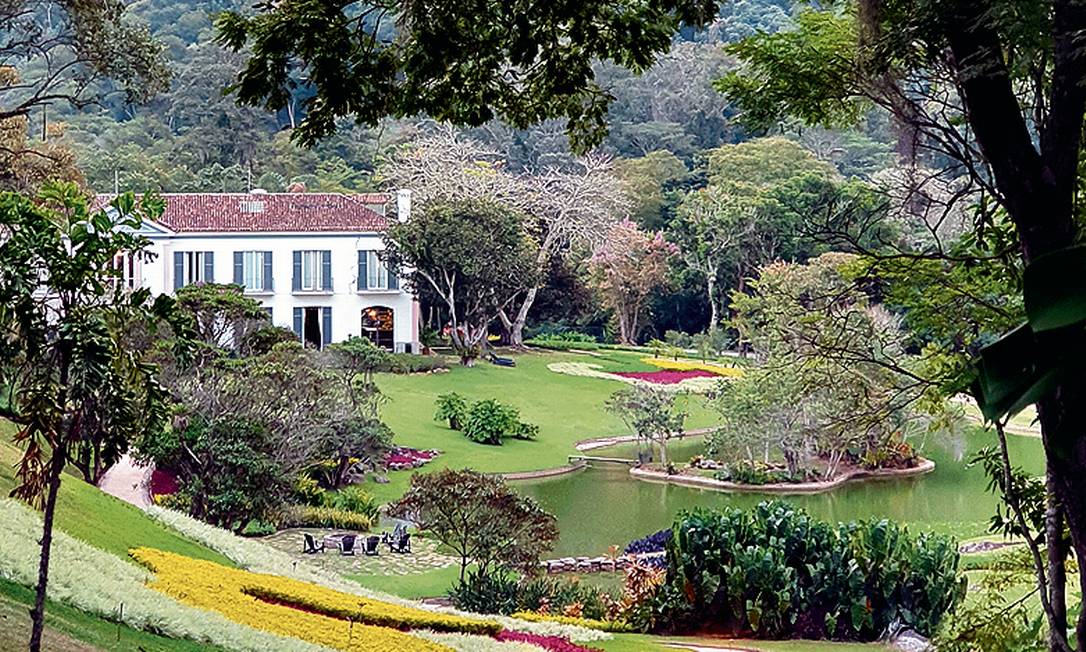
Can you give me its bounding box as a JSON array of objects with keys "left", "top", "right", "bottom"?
[
  {"left": 365, "top": 536, "right": 380, "bottom": 556},
  {"left": 303, "top": 533, "right": 325, "bottom": 554},
  {"left": 339, "top": 534, "right": 358, "bottom": 556},
  {"left": 391, "top": 532, "right": 412, "bottom": 554},
  {"left": 488, "top": 351, "right": 516, "bottom": 367}
]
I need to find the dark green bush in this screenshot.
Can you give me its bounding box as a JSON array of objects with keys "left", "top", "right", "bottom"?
[
  {"left": 448, "top": 570, "right": 615, "bottom": 619},
  {"left": 448, "top": 570, "right": 521, "bottom": 615},
  {"left": 659, "top": 501, "right": 965, "bottom": 641},
  {"left": 462, "top": 398, "right": 537, "bottom": 445},
  {"left": 381, "top": 353, "right": 447, "bottom": 374},
  {"left": 435, "top": 392, "right": 469, "bottom": 430}
]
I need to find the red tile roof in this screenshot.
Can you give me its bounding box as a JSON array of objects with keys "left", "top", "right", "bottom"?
[{"left": 97, "top": 192, "right": 391, "bottom": 233}]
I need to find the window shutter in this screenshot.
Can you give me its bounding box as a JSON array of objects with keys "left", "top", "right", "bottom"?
[
  {"left": 322, "top": 307, "right": 332, "bottom": 346},
  {"left": 173, "top": 252, "right": 184, "bottom": 291},
  {"left": 233, "top": 252, "right": 243, "bottom": 286},
  {"left": 263, "top": 251, "right": 273, "bottom": 291},
  {"left": 293, "top": 308, "right": 303, "bottom": 339},
  {"left": 263, "top": 307, "right": 273, "bottom": 321},
  {"left": 321, "top": 250, "right": 332, "bottom": 291},
  {"left": 358, "top": 250, "right": 368, "bottom": 290},
  {"left": 389, "top": 264, "right": 399, "bottom": 291},
  {"left": 203, "top": 252, "right": 214, "bottom": 283},
  {"left": 292, "top": 251, "right": 301, "bottom": 291}
]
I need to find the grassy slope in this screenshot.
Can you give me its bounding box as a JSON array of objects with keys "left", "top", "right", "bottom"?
[
  {"left": 371, "top": 349, "right": 718, "bottom": 503},
  {"left": 0, "top": 422, "right": 231, "bottom": 565},
  {"left": 0, "top": 577, "right": 223, "bottom": 652}
]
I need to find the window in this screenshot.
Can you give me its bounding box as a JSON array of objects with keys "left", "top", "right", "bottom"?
[
  {"left": 359, "top": 250, "right": 396, "bottom": 291},
  {"left": 293, "top": 250, "right": 331, "bottom": 292},
  {"left": 173, "top": 251, "right": 214, "bottom": 290},
  {"left": 110, "top": 252, "right": 141, "bottom": 290},
  {"left": 234, "top": 251, "right": 272, "bottom": 292}
]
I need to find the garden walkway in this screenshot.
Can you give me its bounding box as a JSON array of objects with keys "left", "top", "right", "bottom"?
[{"left": 96, "top": 454, "right": 152, "bottom": 509}]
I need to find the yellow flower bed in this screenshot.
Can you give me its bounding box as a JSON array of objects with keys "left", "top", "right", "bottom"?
[
  {"left": 642, "top": 357, "right": 743, "bottom": 377},
  {"left": 509, "top": 611, "right": 634, "bottom": 633},
  {"left": 130, "top": 548, "right": 502, "bottom": 651}
]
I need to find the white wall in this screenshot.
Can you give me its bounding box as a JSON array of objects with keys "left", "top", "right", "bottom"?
[{"left": 143, "top": 232, "right": 418, "bottom": 349}]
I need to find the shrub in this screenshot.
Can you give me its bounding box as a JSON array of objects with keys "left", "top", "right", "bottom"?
[
  {"left": 278, "top": 505, "right": 374, "bottom": 531},
  {"left": 323, "top": 485, "right": 380, "bottom": 521},
  {"left": 659, "top": 501, "right": 965, "bottom": 640},
  {"left": 383, "top": 353, "right": 448, "bottom": 374},
  {"left": 435, "top": 392, "right": 469, "bottom": 430},
  {"left": 464, "top": 399, "right": 519, "bottom": 445},
  {"left": 292, "top": 476, "right": 326, "bottom": 507},
  {"left": 448, "top": 569, "right": 521, "bottom": 615},
  {"left": 516, "top": 576, "right": 612, "bottom": 621}
]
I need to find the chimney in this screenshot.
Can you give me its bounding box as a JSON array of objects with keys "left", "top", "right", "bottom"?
[{"left": 396, "top": 189, "right": 412, "bottom": 223}]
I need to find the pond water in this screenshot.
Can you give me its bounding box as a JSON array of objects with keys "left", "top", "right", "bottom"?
[{"left": 516, "top": 430, "right": 1046, "bottom": 557}]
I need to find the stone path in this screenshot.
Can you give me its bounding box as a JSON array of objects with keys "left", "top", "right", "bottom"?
[
  {"left": 97, "top": 454, "right": 152, "bottom": 509},
  {"left": 260, "top": 528, "right": 459, "bottom": 576}
]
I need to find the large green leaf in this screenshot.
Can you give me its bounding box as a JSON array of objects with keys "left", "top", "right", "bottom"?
[
  {"left": 1023, "top": 244, "right": 1086, "bottom": 332},
  {"left": 972, "top": 324, "right": 1042, "bottom": 421}
]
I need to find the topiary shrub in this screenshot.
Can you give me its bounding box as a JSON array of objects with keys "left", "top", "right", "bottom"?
[
  {"left": 657, "top": 501, "right": 965, "bottom": 641},
  {"left": 435, "top": 392, "right": 469, "bottom": 430},
  {"left": 447, "top": 569, "right": 521, "bottom": 615}
]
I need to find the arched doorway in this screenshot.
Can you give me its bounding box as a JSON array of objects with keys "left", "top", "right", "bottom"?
[{"left": 362, "top": 306, "right": 394, "bottom": 349}]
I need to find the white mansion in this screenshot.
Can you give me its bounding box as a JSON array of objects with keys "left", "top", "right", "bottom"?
[{"left": 104, "top": 189, "right": 419, "bottom": 352}]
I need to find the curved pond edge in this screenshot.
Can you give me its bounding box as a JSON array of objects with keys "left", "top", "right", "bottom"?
[
  {"left": 629, "top": 457, "right": 936, "bottom": 494},
  {"left": 501, "top": 460, "right": 588, "bottom": 481}
]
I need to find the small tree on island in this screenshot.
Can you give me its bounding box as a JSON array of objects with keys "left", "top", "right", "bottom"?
[
  {"left": 383, "top": 200, "right": 537, "bottom": 365},
  {"left": 606, "top": 385, "right": 687, "bottom": 471},
  {"left": 389, "top": 469, "right": 558, "bottom": 582}
]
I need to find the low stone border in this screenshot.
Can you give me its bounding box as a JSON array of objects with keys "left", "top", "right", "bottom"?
[
  {"left": 629, "top": 457, "right": 935, "bottom": 494},
  {"left": 540, "top": 551, "right": 665, "bottom": 574},
  {"left": 500, "top": 460, "right": 588, "bottom": 481},
  {"left": 574, "top": 428, "right": 713, "bottom": 452}
]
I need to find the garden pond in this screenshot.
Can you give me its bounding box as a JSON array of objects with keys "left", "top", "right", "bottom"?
[{"left": 516, "top": 428, "right": 1045, "bottom": 557}]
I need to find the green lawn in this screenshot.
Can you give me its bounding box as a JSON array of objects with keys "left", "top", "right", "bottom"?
[
  {"left": 0, "top": 422, "right": 231, "bottom": 565},
  {"left": 349, "top": 564, "right": 466, "bottom": 599},
  {"left": 0, "top": 577, "right": 223, "bottom": 652},
  {"left": 370, "top": 349, "right": 720, "bottom": 502}
]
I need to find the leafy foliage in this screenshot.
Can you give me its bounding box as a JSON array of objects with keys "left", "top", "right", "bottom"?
[
  {"left": 435, "top": 393, "right": 469, "bottom": 431},
  {"left": 606, "top": 385, "right": 687, "bottom": 469},
  {"left": 389, "top": 469, "right": 558, "bottom": 582},
  {"left": 463, "top": 399, "right": 537, "bottom": 446},
  {"left": 658, "top": 501, "right": 965, "bottom": 640}
]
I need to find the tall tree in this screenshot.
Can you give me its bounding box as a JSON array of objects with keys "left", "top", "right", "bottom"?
[
  {"left": 717, "top": 4, "right": 1086, "bottom": 648},
  {"left": 383, "top": 200, "right": 537, "bottom": 363},
  {"left": 382, "top": 133, "right": 625, "bottom": 346},
  {"left": 588, "top": 219, "right": 676, "bottom": 344},
  {"left": 0, "top": 185, "right": 185, "bottom": 652}
]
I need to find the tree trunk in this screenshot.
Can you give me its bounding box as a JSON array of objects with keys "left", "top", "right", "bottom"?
[
  {"left": 502, "top": 287, "right": 538, "bottom": 348},
  {"left": 706, "top": 272, "right": 719, "bottom": 330},
  {"left": 29, "top": 440, "right": 68, "bottom": 652},
  {"left": 1046, "top": 472, "right": 1069, "bottom": 651}
]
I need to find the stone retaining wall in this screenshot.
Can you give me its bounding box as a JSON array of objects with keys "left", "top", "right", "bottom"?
[{"left": 540, "top": 551, "right": 665, "bottom": 574}]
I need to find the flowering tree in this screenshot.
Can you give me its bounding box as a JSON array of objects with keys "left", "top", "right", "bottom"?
[
  {"left": 588, "top": 220, "right": 675, "bottom": 345},
  {"left": 381, "top": 131, "right": 630, "bottom": 345}
]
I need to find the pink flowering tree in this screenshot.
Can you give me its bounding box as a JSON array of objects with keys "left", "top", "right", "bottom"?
[{"left": 588, "top": 220, "right": 676, "bottom": 345}]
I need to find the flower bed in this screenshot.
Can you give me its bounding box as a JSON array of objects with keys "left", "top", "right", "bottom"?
[
  {"left": 150, "top": 468, "right": 178, "bottom": 496},
  {"left": 546, "top": 362, "right": 719, "bottom": 393},
  {"left": 610, "top": 369, "right": 717, "bottom": 384},
  {"left": 509, "top": 612, "right": 634, "bottom": 633},
  {"left": 641, "top": 357, "right": 743, "bottom": 377},
  {"left": 131, "top": 547, "right": 490, "bottom": 651},
  {"left": 386, "top": 447, "right": 440, "bottom": 471},
  {"left": 145, "top": 506, "right": 611, "bottom": 643},
  {"left": 496, "top": 630, "right": 602, "bottom": 652}
]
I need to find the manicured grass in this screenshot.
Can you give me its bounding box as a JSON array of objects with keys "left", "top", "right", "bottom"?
[
  {"left": 371, "top": 349, "right": 721, "bottom": 503},
  {"left": 0, "top": 422, "right": 231, "bottom": 566},
  {"left": 0, "top": 577, "right": 224, "bottom": 652},
  {"left": 348, "top": 564, "right": 466, "bottom": 600}
]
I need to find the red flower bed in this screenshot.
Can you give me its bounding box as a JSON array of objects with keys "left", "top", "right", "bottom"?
[
  {"left": 611, "top": 369, "right": 717, "bottom": 384},
  {"left": 384, "top": 447, "right": 440, "bottom": 471},
  {"left": 150, "top": 468, "right": 178, "bottom": 496},
  {"left": 495, "top": 630, "right": 601, "bottom": 652}
]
